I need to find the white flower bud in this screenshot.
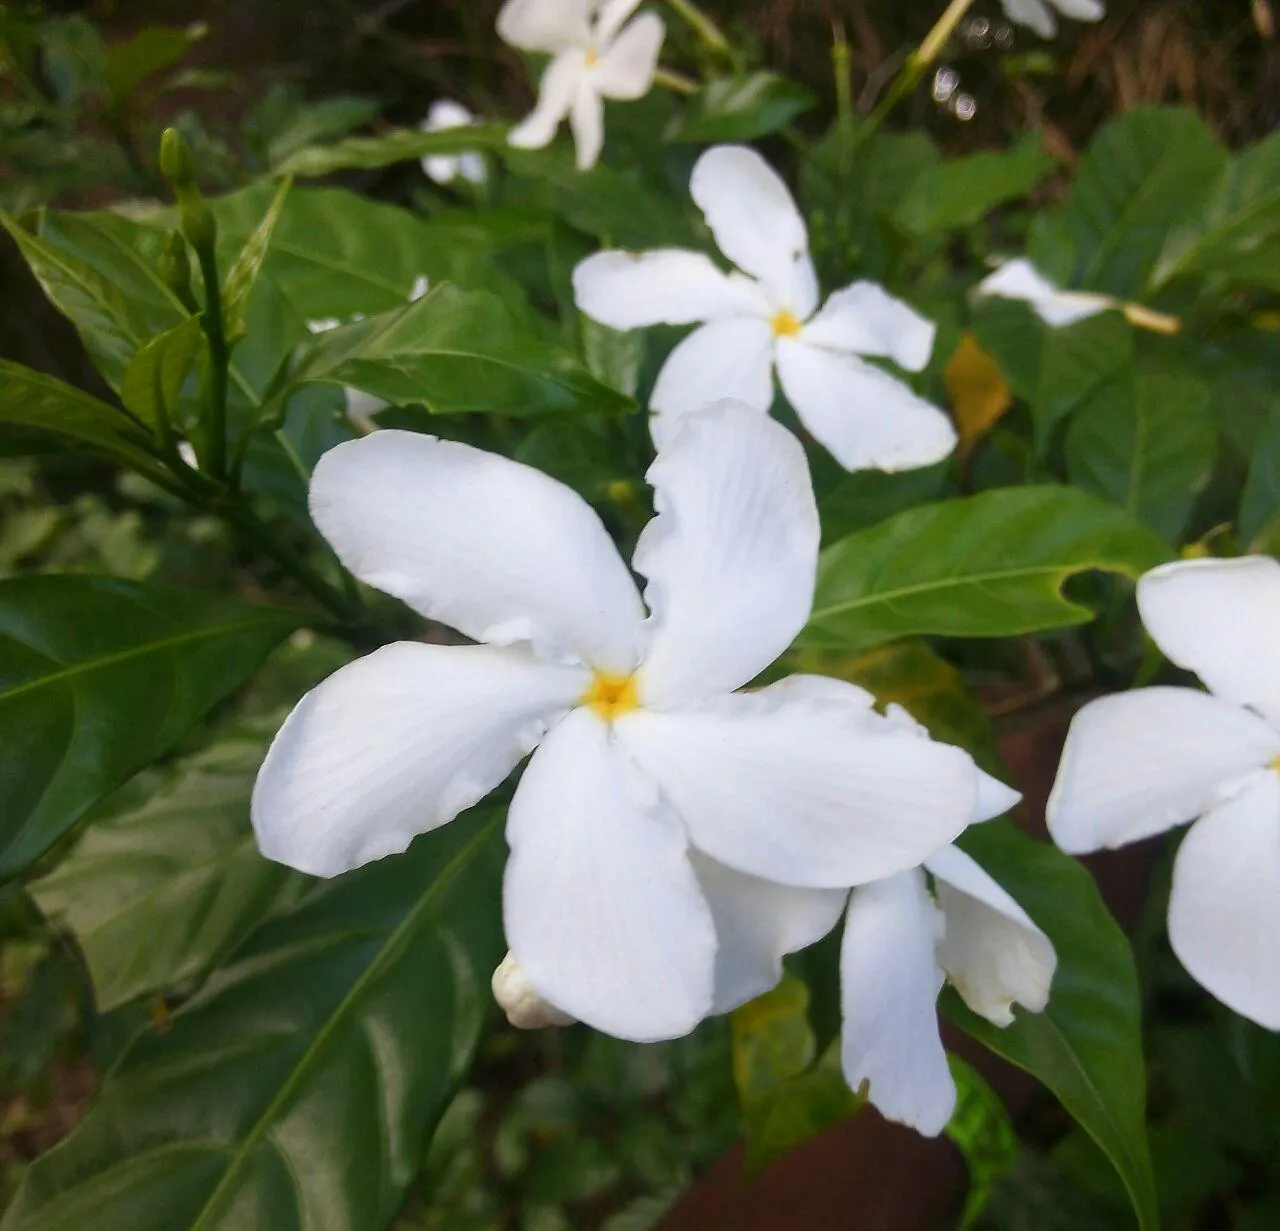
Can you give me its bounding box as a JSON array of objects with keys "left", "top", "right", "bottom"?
[{"left": 491, "top": 953, "right": 576, "bottom": 1030}]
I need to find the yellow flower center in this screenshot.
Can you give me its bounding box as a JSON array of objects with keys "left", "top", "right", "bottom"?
[
  {"left": 584, "top": 47, "right": 599, "bottom": 67},
  {"left": 771, "top": 309, "right": 803, "bottom": 338},
  {"left": 581, "top": 671, "right": 639, "bottom": 722},
  {"left": 1272, "top": 753, "right": 1280, "bottom": 773}
]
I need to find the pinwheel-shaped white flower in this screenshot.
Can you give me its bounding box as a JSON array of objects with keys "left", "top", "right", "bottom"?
[
  {"left": 420, "top": 99, "right": 487, "bottom": 186},
  {"left": 1001, "top": 0, "right": 1104, "bottom": 39},
  {"left": 499, "top": 0, "right": 664, "bottom": 171},
  {"left": 977, "top": 258, "right": 1111, "bottom": 327},
  {"left": 573, "top": 145, "right": 956, "bottom": 473},
  {"left": 1048, "top": 556, "right": 1280, "bottom": 1029},
  {"left": 252, "top": 404, "right": 985, "bottom": 1042}
]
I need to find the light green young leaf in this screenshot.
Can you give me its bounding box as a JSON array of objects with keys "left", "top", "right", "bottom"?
[
  {"left": 666, "top": 72, "right": 814, "bottom": 144},
  {"left": 119, "top": 316, "right": 205, "bottom": 429},
  {"left": 221, "top": 175, "right": 292, "bottom": 345},
  {"left": 944, "top": 1055, "right": 1017, "bottom": 1230},
  {"left": 275, "top": 122, "right": 507, "bottom": 177}
]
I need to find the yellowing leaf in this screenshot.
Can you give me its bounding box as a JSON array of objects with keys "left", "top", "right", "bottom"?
[{"left": 945, "top": 332, "right": 1013, "bottom": 458}]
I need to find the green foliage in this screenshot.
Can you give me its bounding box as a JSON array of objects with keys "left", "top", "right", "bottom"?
[
  {"left": 944, "top": 1055, "right": 1017, "bottom": 1230},
  {"left": 665, "top": 73, "right": 814, "bottom": 143},
  {"left": 119, "top": 317, "right": 205, "bottom": 431}
]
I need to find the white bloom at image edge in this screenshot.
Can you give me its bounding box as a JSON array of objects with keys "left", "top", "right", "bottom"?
[
  {"left": 1001, "top": 0, "right": 1105, "bottom": 39},
  {"left": 1048, "top": 555, "right": 1280, "bottom": 1030},
  {"left": 498, "top": 0, "right": 664, "bottom": 171},
  {"left": 976, "top": 257, "right": 1112, "bottom": 328},
  {"left": 572, "top": 144, "right": 957, "bottom": 473},
  {"left": 420, "top": 99, "right": 487, "bottom": 186},
  {"left": 251, "top": 404, "right": 990, "bottom": 1043}
]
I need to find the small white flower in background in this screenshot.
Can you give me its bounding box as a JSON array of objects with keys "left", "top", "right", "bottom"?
[
  {"left": 498, "top": 0, "right": 665, "bottom": 171},
  {"left": 573, "top": 145, "right": 957, "bottom": 473},
  {"left": 420, "top": 99, "right": 487, "bottom": 186},
  {"left": 1048, "top": 556, "right": 1280, "bottom": 1030},
  {"left": 1001, "top": 0, "right": 1105, "bottom": 39},
  {"left": 252, "top": 403, "right": 987, "bottom": 1042},
  {"left": 976, "top": 258, "right": 1114, "bottom": 328}
]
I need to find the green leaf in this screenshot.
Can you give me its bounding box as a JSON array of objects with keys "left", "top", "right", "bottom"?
[
  {"left": 0, "top": 576, "right": 302, "bottom": 878},
  {"left": 103, "top": 22, "right": 206, "bottom": 103},
  {"left": 803, "top": 486, "right": 1172, "bottom": 652},
  {"left": 894, "top": 135, "right": 1056, "bottom": 237},
  {"left": 1241, "top": 405, "right": 1280, "bottom": 546},
  {"left": 1066, "top": 367, "right": 1215, "bottom": 543},
  {"left": 119, "top": 316, "right": 205, "bottom": 429},
  {"left": 253, "top": 93, "right": 381, "bottom": 170},
  {"left": 275, "top": 123, "right": 507, "bottom": 177},
  {"left": 272, "top": 283, "right": 633, "bottom": 418},
  {"left": 2, "top": 809, "right": 506, "bottom": 1231},
  {"left": 666, "top": 73, "right": 814, "bottom": 144},
  {"left": 942, "top": 821, "right": 1159, "bottom": 1231},
  {"left": 221, "top": 176, "right": 292, "bottom": 345},
  {"left": 944, "top": 1055, "right": 1017, "bottom": 1230}
]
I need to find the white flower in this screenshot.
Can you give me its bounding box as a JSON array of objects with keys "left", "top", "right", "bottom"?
[
  {"left": 572, "top": 145, "right": 956, "bottom": 473},
  {"left": 706, "top": 699, "right": 1053, "bottom": 1136},
  {"left": 499, "top": 0, "right": 665, "bottom": 171},
  {"left": 1001, "top": 0, "right": 1105, "bottom": 39},
  {"left": 1048, "top": 556, "right": 1280, "bottom": 1030},
  {"left": 976, "top": 258, "right": 1112, "bottom": 328},
  {"left": 492, "top": 952, "right": 576, "bottom": 1028},
  {"left": 251, "top": 403, "right": 984, "bottom": 1042},
  {"left": 420, "top": 99, "right": 487, "bottom": 186}
]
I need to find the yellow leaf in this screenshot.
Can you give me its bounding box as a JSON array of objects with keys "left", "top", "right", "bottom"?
[{"left": 944, "top": 332, "right": 1013, "bottom": 458}]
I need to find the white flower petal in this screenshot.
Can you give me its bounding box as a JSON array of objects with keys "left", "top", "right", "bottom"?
[
  {"left": 456, "top": 152, "right": 488, "bottom": 185},
  {"left": 497, "top": 0, "right": 590, "bottom": 52},
  {"left": 594, "top": 0, "right": 644, "bottom": 45},
  {"left": 975, "top": 773, "right": 1022, "bottom": 823},
  {"left": 692, "top": 851, "right": 847, "bottom": 1015},
  {"left": 1000, "top": 0, "right": 1058, "bottom": 38},
  {"left": 573, "top": 249, "right": 770, "bottom": 329},
  {"left": 569, "top": 81, "right": 604, "bottom": 169},
  {"left": 840, "top": 870, "right": 955, "bottom": 1136},
  {"left": 593, "top": 12, "right": 663, "bottom": 99},
  {"left": 616, "top": 679, "right": 978, "bottom": 889},
  {"left": 925, "top": 844, "right": 1056, "bottom": 1027},
  {"left": 800, "top": 282, "right": 936, "bottom": 372},
  {"left": 504, "top": 707, "right": 717, "bottom": 1041},
  {"left": 635, "top": 403, "right": 820, "bottom": 707},
  {"left": 422, "top": 154, "right": 460, "bottom": 184},
  {"left": 649, "top": 317, "right": 776, "bottom": 440},
  {"left": 508, "top": 53, "right": 583, "bottom": 150},
  {"left": 775, "top": 339, "right": 957, "bottom": 473},
  {"left": 1046, "top": 686, "right": 1280, "bottom": 854},
  {"left": 252, "top": 643, "right": 585, "bottom": 878},
  {"left": 425, "top": 99, "right": 475, "bottom": 130},
  {"left": 1137, "top": 556, "right": 1280, "bottom": 729},
  {"left": 976, "top": 258, "right": 1109, "bottom": 327},
  {"left": 689, "top": 145, "right": 819, "bottom": 318},
  {"left": 1053, "top": 0, "right": 1106, "bottom": 22},
  {"left": 344, "top": 387, "right": 389, "bottom": 422},
  {"left": 1168, "top": 770, "right": 1280, "bottom": 1030},
  {"left": 310, "top": 431, "right": 646, "bottom": 673},
  {"left": 492, "top": 953, "right": 577, "bottom": 1029}
]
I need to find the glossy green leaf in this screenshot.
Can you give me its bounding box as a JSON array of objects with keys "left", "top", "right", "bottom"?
[
  {"left": 119, "top": 316, "right": 205, "bottom": 429},
  {"left": 221, "top": 176, "right": 292, "bottom": 344},
  {"left": 803, "top": 487, "right": 1172, "bottom": 652},
  {"left": 1066, "top": 367, "right": 1215, "bottom": 543},
  {"left": 666, "top": 72, "right": 814, "bottom": 144},
  {"left": 944, "top": 1055, "right": 1017, "bottom": 1230},
  {"left": 275, "top": 122, "right": 507, "bottom": 177},
  {"left": 2, "top": 810, "right": 506, "bottom": 1231},
  {"left": 0, "top": 576, "right": 302, "bottom": 878},
  {"left": 943, "top": 821, "right": 1159, "bottom": 1231}
]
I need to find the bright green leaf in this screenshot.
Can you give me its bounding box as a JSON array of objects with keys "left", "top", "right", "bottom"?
[
  {"left": 119, "top": 316, "right": 205, "bottom": 429},
  {"left": 666, "top": 72, "right": 814, "bottom": 144},
  {"left": 944, "top": 1054, "right": 1017, "bottom": 1230},
  {"left": 221, "top": 176, "right": 292, "bottom": 345},
  {"left": 275, "top": 122, "right": 507, "bottom": 177}
]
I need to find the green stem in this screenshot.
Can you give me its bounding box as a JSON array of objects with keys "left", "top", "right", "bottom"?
[
  {"left": 653, "top": 66, "right": 698, "bottom": 96},
  {"left": 831, "top": 22, "right": 853, "bottom": 127},
  {"left": 664, "top": 0, "right": 732, "bottom": 56},
  {"left": 194, "top": 242, "right": 230, "bottom": 482}
]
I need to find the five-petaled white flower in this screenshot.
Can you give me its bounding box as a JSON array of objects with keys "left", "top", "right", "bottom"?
[
  {"left": 1001, "top": 0, "right": 1105, "bottom": 39},
  {"left": 1048, "top": 556, "right": 1280, "bottom": 1030},
  {"left": 420, "top": 99, "right": 487, "bottom": 186},
  {"left": 252, "top": 403, "right": 987, "bottom": 1043},
  {"left": 499, "top": 0, "right": 664, "bottom": 171},
  {"left": 573, "top": 145, "right": 957, "bottom": 473},
  {"left": 976, "top": 258, "right": 1112, "bottom": 328}
]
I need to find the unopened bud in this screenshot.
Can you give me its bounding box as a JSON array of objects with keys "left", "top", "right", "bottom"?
[
  {"left": 159, "top": 128, "right": 197, "bottom": 188},
  {"left": 491, "top": 953, "right": 575, "bottom": 1030},
  {"left": 158, "top": 231, "right": 193, "bottom": 295}
]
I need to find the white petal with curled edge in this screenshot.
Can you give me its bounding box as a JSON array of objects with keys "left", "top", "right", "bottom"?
[
  {"left": 1168, "top": 770, "right": 1280, "bottom": 1029},
  {"left": 1137, "top": 556, "right": 1280, "bottom": 728},
  {"left": 649, "top": 317, "right": 776, "bottom": 438},
  {"left": 508, "top": 53, "right": 583, "bottom": 150},
  {"left": 252, "top": 642, "right": 586, "bottom": 879},
  {"left": 801, "top": 282, "right": 936, "bottom": 372},
  {"left": 616, "top": 680, "right": 978, "bottom": 889},
  {"left": 1054, "top": 0, "right": 1106, "bottom": 22},
  {"left": 594, "top": 11, "right": 663, "bottom": 100},
  {"left": 690, "top": 145, "right": 819, "bottom": 319},
  {"left": 636, "top": 403, "right": 820, "bottom": 707},
  {"left": 691, "top": 851, "right": 848, "bottom": 1015},
  {"left": 776, "top": 339, "right": 957, "bottom": 473},
  {"left": 925, "top": 844, "right": 1056, "bottom": 1027},
  {"left": 573, "top": 249, "right": 769, "bottom": 329},
  {"left": 1000, "top": 0, "right": 1058, "bottom": 38},
  {"left": 310, "top": 431, "right": 646, "bottom": 673},
  {"left": 569, "top": 81, "right": 604, "bottom": 169},
  {"left": 594, "top": 0, "right": 645, "bottom": 45},
  {"left": 497, "top": 0, "right": 591, "bottom": 52},
  {"left": 504, "top": 707, "right": 717, "bottom": 1042},
  {"left": 840, "top": 870, "right": 955, "bottom": 1136},
  {"left": 976, "top": 257, "right": 1109, "bottom": 327},
  {"left": 492, "top": 953, "right": 577, "bottom": 1029},
  {"left": 1047, "top": 686, "right": 1280, "bottom": 854}
]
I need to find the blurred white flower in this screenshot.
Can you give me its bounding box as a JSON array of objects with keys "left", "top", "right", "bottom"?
[
  {"left": 573, "top": 145, "right": 956, "bottom": 473},
  {"left": 976, "top": 258, "right": 1111, "bottom": 327},
  {"left": 420, "top": 99, "right": 487, "bottom": 186},
  {"left": 1001, "top": 0, "right": 1105, "bottom": 38},
  {"left": 252, "top": 403, "right": 983, "bottom": 1042},
  {"left": 1048, "top": 556, "right": 1280, "bottom": 1030},
  {"left": 499, "top": 0, "right": 665, "bottom": 170}
]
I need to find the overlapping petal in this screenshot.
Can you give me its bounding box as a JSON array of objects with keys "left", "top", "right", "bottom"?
[
  {"left": 1137, "top": 556, "right": 1280, "bottom": 728},
  {"left": 635, "top": 404, "right": 820, "bottom": 707},
  {"left": 310, "top": 431, "right": 646, "bottom": 673},
  {"left": 508, "top": 53, "right": 583, "bottom": 151},
  {"left": 649, "top": 318, "right": 776, "bottom": 434},
  {"left": 504, "top": 708, "right": 717, "bottom": 1041},
  {"left": 1047, "top": 686, "right": 1280, "bottom": 854},
  {"left": 977, "top": 258, "right": 1110, "bottom": 327},
  {"left": 594, "top": 11, "right": 664, "bottom": 99},
  {"left": 252, "top": 643, "right": 585, "bottom": 878},
  {"left": 497, "top": 0, "right": 591, "bottom": 52},
  {"left": 569, "top": 82, "right": 604, "bottom": 170},
  {"left": 594, "top": 0, "right": 645, "bottom": 45},
  {"left": 799, "top": 282, "right": 936, "bottom": 372}
]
